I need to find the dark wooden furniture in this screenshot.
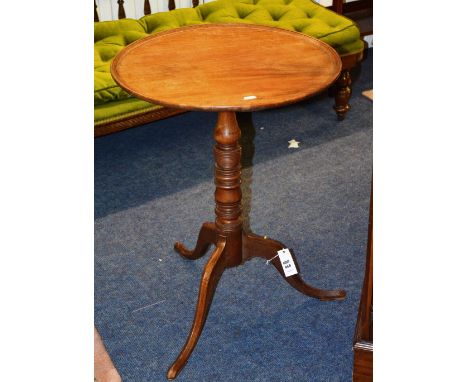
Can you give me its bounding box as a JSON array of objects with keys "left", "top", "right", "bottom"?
[
  {"left": 95, "top": 0, "right": 364, "bottom": 137},
  {"left": 94, "top": 0, "right": 194, "bottom": 137},
  {"left": 353, "top": 187, "right": 373, "bottom": 381},
  {"left": 112, "top": 23, "right": 347, "bottom": 379},
  {"left": 328, "top": 0, "right": 371, "bottom": 118},
  {"left": 331, "top": 0, "right": 373, "bottom": 37}
]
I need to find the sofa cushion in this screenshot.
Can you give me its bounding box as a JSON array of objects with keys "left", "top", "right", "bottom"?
[
  {"left": 195, "top": 0, "right": 363, "bottom": 53},
  {"left": 94, "top": 19, "right": 148, "bottom": 105},
  {"left": 94, "top": 98, "right": 163, "bottom": 125},
  {"left": 94, "top": 0, "right": 363, "bottom": 107},
  {"left": 140, "top": 7, "right": 206, "bottom": 34}
]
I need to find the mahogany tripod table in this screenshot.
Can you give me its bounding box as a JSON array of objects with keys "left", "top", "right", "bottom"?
[{"left": 111, "top": 24, "right": 346, "bottom": 379}]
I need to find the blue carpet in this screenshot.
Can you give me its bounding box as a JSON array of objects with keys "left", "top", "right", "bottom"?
[{"left": 95, "top": 49, "right": 372, "bottom": 381}]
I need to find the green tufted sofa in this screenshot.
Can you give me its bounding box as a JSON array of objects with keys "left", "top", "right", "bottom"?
[{"left": 94, "top": 0, "right": 364, "bottom": 136}]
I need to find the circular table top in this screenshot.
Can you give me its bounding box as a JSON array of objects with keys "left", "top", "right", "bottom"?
[{"left": 111, "top": 24, "right": 342, "bottom": 112}]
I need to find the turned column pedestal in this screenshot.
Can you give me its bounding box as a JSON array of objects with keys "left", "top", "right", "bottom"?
[
  {"left": 167, "top": 111, "right": 345, "bottom": 379},
  {"left": 111, "top": 24, "right": 347, "bottom": 380}
]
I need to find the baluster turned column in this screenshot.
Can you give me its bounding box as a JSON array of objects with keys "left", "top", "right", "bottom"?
[
  {"left": 94, "top": 0, "right": 99, "bottom": 22},
  {"left": 117, "top": 0, "right": 126, "bottom": 19},
  {"left": 213, "top": 112, "right": 243, "bottom": 268},
  {"left": 334, "top": 69, "right": 352, "bottom": 120},
  {"left": 144, "top": 0, "right": 151, "bottom": 15}
]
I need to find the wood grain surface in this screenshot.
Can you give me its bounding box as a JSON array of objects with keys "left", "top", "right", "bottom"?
[{"left": 111, "top": 24, "right": 342, "bottom": 112}]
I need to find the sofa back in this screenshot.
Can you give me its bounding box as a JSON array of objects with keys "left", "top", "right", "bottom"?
[{"left": 94, "top": 0, "right": 200, "bottom": 22}]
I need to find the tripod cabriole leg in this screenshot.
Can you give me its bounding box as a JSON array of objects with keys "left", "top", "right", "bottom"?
[
  {"left": 174, "top": 222, "right": 217, "bottom": 260},
  {"left": 167, "top": 238, "right": 227, "bottom": 380},
  {"left": 243, "top": 232, "right": 346, "bottom": 301}
]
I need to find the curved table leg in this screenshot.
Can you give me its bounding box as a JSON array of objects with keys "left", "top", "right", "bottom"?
[
  {"left": 243, "top": 232, "right": 346, "bottom": 301},
  {"left": 167, "top": 237, "right": 227, "bottom": 380},
  {"left": 174, "top": 222, "right": 217, "bottom": 260}
]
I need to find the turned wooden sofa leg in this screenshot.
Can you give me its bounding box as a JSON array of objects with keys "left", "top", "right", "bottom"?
[{"left": 333, "top": 69, "right": 352, "bottom": 120}]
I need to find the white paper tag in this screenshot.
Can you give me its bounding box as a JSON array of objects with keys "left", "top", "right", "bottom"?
[{"left": 278, "top": 248, "right": 298, "bottom": 277}]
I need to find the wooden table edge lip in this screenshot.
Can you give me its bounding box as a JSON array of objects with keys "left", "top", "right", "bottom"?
[{"left": 110, "top": 23, "right": 342, "bottom": 112}]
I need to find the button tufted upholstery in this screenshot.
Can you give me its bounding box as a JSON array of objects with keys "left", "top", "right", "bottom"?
[{"left": 94, "top": 0, "right": 363, "bottom": 124}]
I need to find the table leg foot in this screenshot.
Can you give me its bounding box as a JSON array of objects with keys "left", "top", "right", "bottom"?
[
  {"left": 167, "top": 237, "right": 227, "bottom": 380},
  {"left": 333, "top": 69, "right": 352, "bottom": 121},
  {"left": 174, "top": 222, "right": 217, "bottom": 260},
  {"left": 243, "top": 232, "right": 346, "bottom": 301}
]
